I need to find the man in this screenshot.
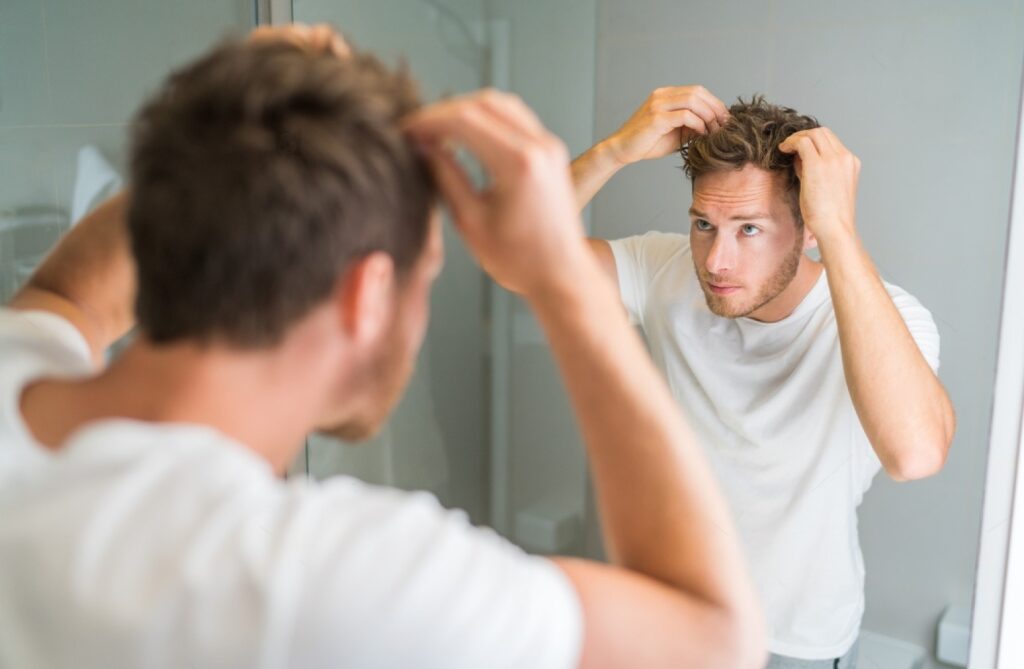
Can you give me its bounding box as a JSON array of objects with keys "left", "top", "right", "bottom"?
[
  {"left": 0, "top": 27, "right": 766, "bottom": 668},
  {"left": 571, "top": 88, "right": 956, "bottom": 668}
]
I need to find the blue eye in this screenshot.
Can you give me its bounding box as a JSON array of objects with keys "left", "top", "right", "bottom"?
[
  {"left": 741, "top": 224, "right": 760, "bottom": 237},
  {"left": 694, "top": 219, "right": 713, "bottom": 232}
]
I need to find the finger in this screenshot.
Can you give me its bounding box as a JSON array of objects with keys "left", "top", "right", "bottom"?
[
  {"left": 419, "top": 142, "right": 482, "bottom": 230},
  {"left": 309, "top": 24, "right": 351, "bottom": 57},
  {"left": 805, "top": 127, "right": 838, "bottom": 156},
  {"left": 778, "top": 131, "right": 821, "bottom": 159},
  {"left": 690, "top": 86, "right": 730, "bottom": 126},
  {"left": 404, "top": 99, "right": 539, "bottom": 185},
  {"left": 476, "top": 89, "right": 547, "bottom": 139},
  {"left": 664, "top": 109, "right": 708, "bottom": 137},
  {"left": 819, "top": 127, "right": 853, "bottom": 157},
  {"left": 804, "top": 129, "right": 833, "bottom": 157},
  {"left": 654, "top": 89, "right": 720, "bottom": 132},
  {"left": 248, "top": 23, "right": 350, "bottom": 58}
]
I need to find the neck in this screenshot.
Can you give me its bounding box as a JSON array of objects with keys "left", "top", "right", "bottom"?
[
  {"left": 746, "top": 254, "right": 824, "bottom": 323},
  {"left": 28, "top": 334, "right": 340, "bottom": 475}
]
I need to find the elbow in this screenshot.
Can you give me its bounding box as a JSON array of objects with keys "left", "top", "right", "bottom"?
[
  {"left": 883, "top": 404, "right": 956, "bottom": 482},
  {"left": 885, "top": 439, "right": 950, "bottom": 482},
  {"left": 713, "top": 602, "right": 768, "bottom": 669},
  {"left": 734, "top": 619, "right": 769, "bottom": 669}
]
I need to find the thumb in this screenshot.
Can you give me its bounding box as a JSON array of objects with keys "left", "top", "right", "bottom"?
[
  {"left": 421, "top": 142, "right": 481, "bottom": 235},
  {"left": 789, "top": 155, "right": 804, "bottom": 181}
]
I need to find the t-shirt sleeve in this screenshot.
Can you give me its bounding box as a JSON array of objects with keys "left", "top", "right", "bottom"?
[
  {"left": 276, "top": 478, "right": 583, "bottom": 669},
  {"left": 607, "top": 231, "right": 689, "bottom": 327},
  {"left": 0, "top": 307, "right": 92, "bottom": 366},
  {"left": 885, "top": 283, "right": 941, "bottom": 373},
  {"left": 0, "top": 308, "right": 94, "bottom": 475}
]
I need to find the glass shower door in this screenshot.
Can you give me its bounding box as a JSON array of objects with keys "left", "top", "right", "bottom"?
[{"left": 291, "top": 0, "right": 493, "bottom": 526}]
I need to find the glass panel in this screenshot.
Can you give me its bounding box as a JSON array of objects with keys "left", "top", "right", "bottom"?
[
  {"left": 0, "top": 0, "right": 254, "bottom": 302},
  {"left": 291, "top": 0, "right": 599, "bottom": 555},
  {"left": 292, "top": 0, "right": 493, "bottom": 526}
]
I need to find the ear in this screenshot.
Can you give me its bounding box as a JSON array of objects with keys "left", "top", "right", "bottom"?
[
  {"left": 802, "top": 224, "right": 818, "bottom": 251},
  {"left": 334, "top": 252, "right": 397, "bottom": 345}
]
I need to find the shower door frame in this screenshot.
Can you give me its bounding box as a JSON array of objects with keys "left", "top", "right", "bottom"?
[{"left": 971, "top": 51, "right": 1024, "bottom": 669}]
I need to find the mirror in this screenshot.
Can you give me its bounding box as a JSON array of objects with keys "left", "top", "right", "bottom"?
[
  {"left": 284, "top": 2, "right": 1024, "bottom": 667},
  {"left": 2, "top": 1, "right": 1023, "bottom": 667}
]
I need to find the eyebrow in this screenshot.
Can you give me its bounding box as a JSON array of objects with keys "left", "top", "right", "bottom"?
[{"left": 689, "top": 207, "right": 771, "bottom": 222}]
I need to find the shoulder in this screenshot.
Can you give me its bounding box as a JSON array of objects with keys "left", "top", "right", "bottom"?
[
  {"left": 0, "top": 308, "right": 94, "bottom": 471},
  {"left": 0, "top": 307, "right": 93, "bottom": 369},
  {"left": 5, "top": 429, "right": 582, "bottom": 666},
  {"left": 609, "top": 231, "right": 691, "bottom": 270},
  {"left": 880, "top": 280, "right": 937, "bottom": 325},
  {"left": 880, "top": 279, "right": 941, "bottom": 369}
]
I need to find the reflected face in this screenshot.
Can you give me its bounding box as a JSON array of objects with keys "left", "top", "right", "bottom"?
[
  {"left": 319, "top": 212, "right": 445, "bottom": 441},
  {"left": 689, "top": 165, "right": 806, "bottom": 319}
]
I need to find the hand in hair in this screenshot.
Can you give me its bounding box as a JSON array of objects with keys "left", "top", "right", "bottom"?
[
  {"left": 603, "top": 86, "right": 729, "bottom": 166},
  {"left": 248, "top": 22, "right": 350, "bottom": 58},
  {"left": 403, "top": 89, "right": 589, "bottom": 298},
  {"left": 778, "top": 127, "right": 861, "bottom": 247}
]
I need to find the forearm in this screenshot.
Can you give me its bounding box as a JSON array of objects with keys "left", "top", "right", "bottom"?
[
  {"left": 820, "top": 232, "right": 955, "bottom": 480},
  {"left": 526, "top": 247, "right": 756, "bottom": 613},
  {"left": 571, "top": 140, "right": 625, "bottom": 213},
  {"left": 8, "top": 192, "right": 135, "bottom": 362}
]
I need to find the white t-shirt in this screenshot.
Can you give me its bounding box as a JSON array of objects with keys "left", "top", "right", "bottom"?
[
  {"left": 0, "top": 308, "right": 582, "bottom": 669},
  {"left": 609, "top": 232, "right": 940, "bottom": 660}
]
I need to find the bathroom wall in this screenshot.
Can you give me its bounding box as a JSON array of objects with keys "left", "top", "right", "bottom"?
[
  {"left": 0, "top": 0, "right": 252, "bottom": 299},
  {"left": 584, "top": 0, "right": 1024, "bottom": 665}
]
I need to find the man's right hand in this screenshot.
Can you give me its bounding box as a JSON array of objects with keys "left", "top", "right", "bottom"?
[
  {"left": 570, "top": 85, "right": 728, "bottom": 213},
  {"left": 403, "top": 89, "right": 590, "bottom": 299},
  {"left": 603, "top": 85, "right": 729, "bottom": 166}
]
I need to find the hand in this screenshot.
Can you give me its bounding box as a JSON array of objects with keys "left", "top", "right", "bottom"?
[
  {"left": 403, "top": 89, "right": 588, "bottom": 297},
  {"left": 603, "top": 86, "right": 729, "bottom": 166},
  {"left": 778, "top": 127, "right": 861, "bottom": 246},
  {"left": 248, "top": 23, "right": 350, "bottom": 58}
]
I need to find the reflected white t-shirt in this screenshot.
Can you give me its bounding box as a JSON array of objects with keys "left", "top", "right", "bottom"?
[
  {"left": 609, "top": 232, "right": 940, "bottom": 660},
  {"left": 0, "top": 308, "right": 582, "bottom": 669}
]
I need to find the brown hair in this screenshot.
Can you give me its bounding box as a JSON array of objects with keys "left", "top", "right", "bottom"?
[
  {"left": 128, "top": 36, "right": 435, "bottom": 347},
  {"left": 681, "top": 94, "right": 819, "bottom": 224}
]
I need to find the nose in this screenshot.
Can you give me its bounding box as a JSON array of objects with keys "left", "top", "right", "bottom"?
[{"left": 705, "top": 233, "right": 737, "bottom": 276}]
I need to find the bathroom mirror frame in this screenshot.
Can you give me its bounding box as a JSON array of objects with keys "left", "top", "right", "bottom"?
[{"left": 970, "top": 54, "right": 1024, "bottom": 669}]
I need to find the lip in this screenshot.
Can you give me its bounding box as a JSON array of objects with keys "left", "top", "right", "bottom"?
[{"left": 707, "top": 282, "right": 741, "bottom": 295}]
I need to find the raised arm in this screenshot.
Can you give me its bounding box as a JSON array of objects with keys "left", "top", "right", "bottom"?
[
  {"left": 572, "top": 86, "right": 729, "bottom": 212},
  {"left": 7, "top": 192, "right": 134, "bottom": 365},
  {"left": 406, "top": 90, "right": 765, "bottom": 669},
  {"left": 779, "top": 128, "right": 956, "bottom": 481}
]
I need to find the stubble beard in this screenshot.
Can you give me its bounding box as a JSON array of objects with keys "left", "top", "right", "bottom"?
[{"left": 699, "top": 234, "right": 804, "bottom": 319}]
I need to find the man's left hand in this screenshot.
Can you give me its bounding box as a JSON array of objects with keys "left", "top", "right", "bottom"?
[{"left": 778, "top": 127, "right": 861, "bottom": 247}]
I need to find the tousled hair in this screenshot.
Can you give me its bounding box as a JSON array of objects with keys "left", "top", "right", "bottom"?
[
  {"left": 681, "top": 94, "right": 819, "bottom": 224},
  {"left": 129, "top": 36, "right": 435, "bottom": 347}
]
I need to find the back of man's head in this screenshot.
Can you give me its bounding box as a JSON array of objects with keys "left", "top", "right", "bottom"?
[
  {"left": 681, "top": 95, "right": 819, "bottom": 223},
  {"left": 128, "top": 37, "right": 435, "bottom": 348}
]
